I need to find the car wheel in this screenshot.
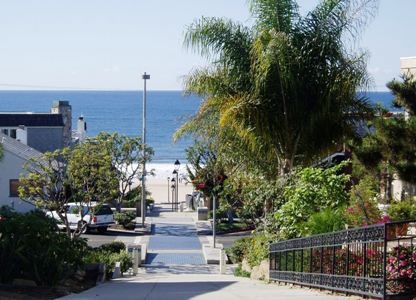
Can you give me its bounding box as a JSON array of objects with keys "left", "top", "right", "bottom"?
[
  {"left": 78, "top": 221, "right": 88, "bottom": 234},
  {"left": 97, "top": 226, "right": 108, "bottom": 234}
]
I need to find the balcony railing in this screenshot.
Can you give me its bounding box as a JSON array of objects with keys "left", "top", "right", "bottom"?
[{"left": 269, "top": 220, "right": 416, "bottom": 299}]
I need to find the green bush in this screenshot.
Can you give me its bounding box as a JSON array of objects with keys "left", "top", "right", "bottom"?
[
  {"left": 275, "top": 163, "right": 350, "bottom": 239},
  {"left": 246, "top": 233, "right": 270, "bottom": 268},
  {"left": 113, "top": 251, "right": 133, "bottom": 273},
  {"left": 0, "top": 209, "right": 88, "bottom": 286},
  {"left": 84, "top": 250, "right": 115, "bottom": 279},
  {"left": 234, "top": 264, "right": 250, "bottom": 277},
  {"left": 304, "top": 208, "right": 347, "bottom": 235},
  {"left": 97, "top": 241, "right": 126, "bottom": 253},
  {"left": 84, "top": 249, "right": 132, "bottom": 279},
  {"left": 388, "top": 200, "right": 416, "bottom": 221},
  {"left": 114, "top": 211, "right": 136, "bottom": 227},
  {"left": 227, "top": 233, "right": 273, "bottom": 268},
  {"left": 226, "top": 237, "right": 252, "bottom": 264},
  {"left": 345, "top": 176, "right": 381, "bottom": 227}
]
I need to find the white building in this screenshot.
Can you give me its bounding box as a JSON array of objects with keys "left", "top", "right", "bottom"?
[
  {"left": 400, "top": 56, "right": 416, "bottom": 77},
  {"left": 0, "top": 133, "right": 40, "bottom": 212},
  {"left": 0, "top": 101, "right": 88, "bottom": 213}
]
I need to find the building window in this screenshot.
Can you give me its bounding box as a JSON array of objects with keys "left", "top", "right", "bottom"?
[
  {"left": 10, "top": 129, "right": 17, "bottom": 139},
  {"left": 9, "top": 179, "right": 20, "bottom": 197},
  {"left": 1, "top": 129, "right": 8, "bottom": 135}
]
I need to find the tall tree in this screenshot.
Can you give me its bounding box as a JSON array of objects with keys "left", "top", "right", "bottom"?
[
  {"left": 18, "top": 149, "right": 77, "bottom": 238},
  {"left": 182, "top": 0, "right": 377, "bottom": 175},
  {"left": 68, "top": 137, "right": 119, "bottom": 206},
  {"left": 97, "top": 132, "right": 154, "bottom": 212},
  {"left": 355, "top": 74, "right": 416, "bottom": 199}
]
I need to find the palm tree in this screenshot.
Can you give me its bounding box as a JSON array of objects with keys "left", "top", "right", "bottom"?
[{"left": 181, "top": 0, "right": 377, "bottom": 175}]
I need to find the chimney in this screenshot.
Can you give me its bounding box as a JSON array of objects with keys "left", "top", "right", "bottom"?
[
  {"left": 77, "top": 115, "right": 87, "bottom": 141},
  {"left": 51, "top": 100, "right": 72, "bottom": 147}
]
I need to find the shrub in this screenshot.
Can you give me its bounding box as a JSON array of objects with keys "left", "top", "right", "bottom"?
[
  {"left": 226, "top": 237, "right": 252, "bottom": 264},
  {"left": 303, "top": 208, "right": 347, "bottom": 235},
  {"left": 227, "top": 233, "right": 274, "bottom": 268},
  {"left": 275, "top": 163, "right": 350, "bottom": 239},
  {"left": 84, "top": 249, "right": 133, "bottom": 279},
  {"left": 114, "top": 211, "right": 136, "bottom": 228},
  {"left": 246, "top": 232, "right": 271, "bottom": 268},
  {"left": 113, "top": 251, "right": 133, "bottom": 273},
  {"left": 387, "top": 200, "right": 416, "bottom": 221},
  {"left": 97, "top": 241, "right": 126, "bottom": 253},
  {"left": 0, "top": 210, "right": 88, "bottom": 286},
  {"left": 346, "top": 176, "right": 381, "bottom": 227},
  {"left": 234, "top": 265, "right": 250, "bottom": 277},
  {"left": 84, "top": 250, "right": 115, "bottom": 279}
]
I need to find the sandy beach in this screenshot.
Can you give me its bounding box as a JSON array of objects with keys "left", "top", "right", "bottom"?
[
  {"left": 146, "top": 177, "right": 194, "bottom": 204},
  {"left": 142, "top": 163, "right": 195, "bottom": 204}
]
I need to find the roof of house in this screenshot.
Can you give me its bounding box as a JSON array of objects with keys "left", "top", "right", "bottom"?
[
  {"left": 0, "top": 113, "right": 64, "bottom": 127},
  {"left": 0, "top": 133, "right": 43, "bottom": 161}
]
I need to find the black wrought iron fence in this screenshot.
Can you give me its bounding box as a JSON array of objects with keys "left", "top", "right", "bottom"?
[{"left": 269, "top": 220, "right": 416, "bottom": 299}]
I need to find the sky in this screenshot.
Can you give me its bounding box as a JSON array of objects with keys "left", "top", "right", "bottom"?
[{"left": 0, "top": 0, "right": 414, "bottom": 91}]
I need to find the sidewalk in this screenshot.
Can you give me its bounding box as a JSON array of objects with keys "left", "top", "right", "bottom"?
[
  {"left": 59, "top": 272, "right": 353, "bottom": 300},
  {"left": 59, "top": 204, "right": 354, "bottom": 300}
]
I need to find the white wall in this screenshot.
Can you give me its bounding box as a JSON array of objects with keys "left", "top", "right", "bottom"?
[
  {"left": 400, "top": 57, "right": 416, "bottom": 77},
  {"left": 0, "top": 150, "right": 35, "bottom": 213}
]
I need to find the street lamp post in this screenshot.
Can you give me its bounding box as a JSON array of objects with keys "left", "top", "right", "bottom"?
[
  {"left": 167, "top": 177, "right": 170, "bottom": 203},
  {"left": 141, "top": 72, "right": 150, "bottom": 228},
  {"left": 212, "top": 191, "right": 216, "bottom": 248},
  {"left": 171, "top": 178, "right": 176, "bottom": 212},
  {"left": 174, "top": 160, "right": 180, "bottom": 211}
]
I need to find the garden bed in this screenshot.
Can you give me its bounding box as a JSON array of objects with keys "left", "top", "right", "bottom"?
[
  {"left": 0, "top": 274, "right": 96, "bottom": 299},
  {"left": 216, "top": 222, "right": 254, "bottom": 234}
]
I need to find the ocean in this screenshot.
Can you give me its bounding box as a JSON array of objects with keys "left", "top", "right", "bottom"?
[
  {"left": 0, "top": 90, "right": 395, "bottom": 163},
  {"left": 0, "top": 90, "right": 201, "bottom": 163}
]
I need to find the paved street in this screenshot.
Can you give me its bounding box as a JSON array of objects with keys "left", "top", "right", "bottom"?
[
  {"left": 84, "top": 230, "right": 140, "bottom": 248},
  {"left": 216, "top": 231, "right": 252, "bottom": 249}
]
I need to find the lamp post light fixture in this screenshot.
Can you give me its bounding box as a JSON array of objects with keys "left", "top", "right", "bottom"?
[
  {"left": 174, "top": 159, "right": 180, "bottom": 171},
  {"left": 172, "top": 170, "right": 178, "bottom": 211},
  {"left": 141, "top": 72, "right": 150, "bottom": 228},
  {"left": 171, "top": 178, "right": 176, "bottom": 212}
]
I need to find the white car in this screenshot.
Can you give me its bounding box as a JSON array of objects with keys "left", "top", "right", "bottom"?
[{"left": 49, "top": 202, "right": 114, "bottom": 234}]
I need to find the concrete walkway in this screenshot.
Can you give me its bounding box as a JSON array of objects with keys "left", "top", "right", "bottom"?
[
  {"left": 59, "top": 204, "right": 354, "bottom": 300},
  {"left": 145, "top": 205, "right": 205, "bottom": 266},
  {"left": 60, "top": 272, "right": 353, "bottom": 300}
]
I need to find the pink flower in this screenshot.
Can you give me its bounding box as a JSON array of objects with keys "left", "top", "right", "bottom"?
[
  {"left": 377, "top": 215, "right": 391, "bottom": 224},
  {"left": 196, "top": 182, "right": 206, "bottom": 190}
]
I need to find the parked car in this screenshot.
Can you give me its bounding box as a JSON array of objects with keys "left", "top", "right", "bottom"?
[{"left": 48, "top": 202, "right": 114, "bottom": 234}]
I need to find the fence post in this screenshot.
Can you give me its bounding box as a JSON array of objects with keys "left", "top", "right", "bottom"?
[
  {"left": 309, "top": 247, "right": 313, "bottom": 273},
  {"left": 346, "top": 229, "right": 350, "bottom": 277},
  {"left": 292, "top": 249, "right": 295, "bottom": 272},
  {"left": 301, "top": 248, "right": 304, "bottom": 273}
]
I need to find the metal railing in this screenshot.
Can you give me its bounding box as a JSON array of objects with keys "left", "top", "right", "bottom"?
[{"left": 269, "top": 220, "right": 416, "bottom": 299}]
